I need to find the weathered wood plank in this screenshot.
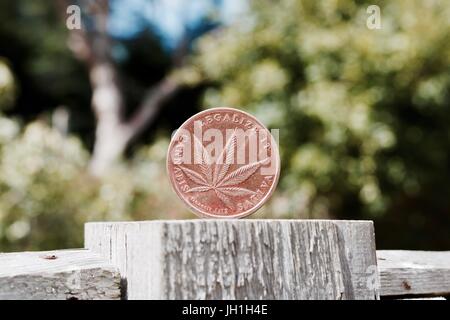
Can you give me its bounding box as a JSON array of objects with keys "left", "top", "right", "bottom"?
[
  {"left": 377, "top": 250, "right": 450, "bottom": 297},
  {"left": 333, "top": 220, "right": 379, "bottom": 299},
  {"left": 0, "top": 249, "right": 121, "bottom": 300},
  {"left": 400, "top": 297, "right": 447, "bottom": 300},
  {"left": 85, "top": 219, "right": 379, "bottom": 300}
]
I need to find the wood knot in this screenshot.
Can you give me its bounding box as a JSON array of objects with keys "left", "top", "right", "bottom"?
[
  {"left": 402, "top": 280, "right": 411, "bottom": 290},
  {"left": 41, "top": 254, "right": 58, "bottom": 260}
]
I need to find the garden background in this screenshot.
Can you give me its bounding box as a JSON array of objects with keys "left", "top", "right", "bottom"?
[{"left": 0, "top": 0, "right": 448, "bottom": 251}]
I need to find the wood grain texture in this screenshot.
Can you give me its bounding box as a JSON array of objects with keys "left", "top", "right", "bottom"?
[
  {"left": 85, "top": 219, "right": 379, "bottom": 300},
  {"left": 0, "top": 249, "right": 121, "bottom": 300},
  {"left": 377, "top": 250, "right": 450, "bottom": 297}
]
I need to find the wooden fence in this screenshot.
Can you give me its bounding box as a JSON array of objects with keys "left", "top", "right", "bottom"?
[{"left": 0, "top": 220, "right": 448, "bottom": 300}]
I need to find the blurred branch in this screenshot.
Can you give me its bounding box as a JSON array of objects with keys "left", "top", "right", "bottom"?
[
  {"left": 126, "top": 76, "right": 180, "bottom": 144},
  {"left": 56, "top": 0, "right": 187, "bottom": 176},
  {"left": 125, "top": 33, "right": 192, "bottom": 144}
]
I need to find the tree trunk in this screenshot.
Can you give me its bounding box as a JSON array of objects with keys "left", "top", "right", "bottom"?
[
  {"left": 88, "top": 62, "right": 130, "bottom": 175},
  {"left": 58, "top": 0, "right": 182, "bottom": 176}
]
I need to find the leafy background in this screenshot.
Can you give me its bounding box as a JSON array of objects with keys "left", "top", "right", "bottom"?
[{"left": 0, "top": 0, "right": 449, "bottom": 251}]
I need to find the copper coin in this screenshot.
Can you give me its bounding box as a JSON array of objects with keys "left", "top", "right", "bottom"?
[{"left": 167, "top": 107, "right": 280, "bottom": 218}]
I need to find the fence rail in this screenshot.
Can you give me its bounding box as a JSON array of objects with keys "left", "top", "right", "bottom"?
[
  {"left": 0, "top": 249, "right": 121, "bottom": 300},
  {"left": 377, "top": 250, "right": 450, "bottom": 298},
  {"left": 0, "top": 220, "right": 448, "bottom": 300}
]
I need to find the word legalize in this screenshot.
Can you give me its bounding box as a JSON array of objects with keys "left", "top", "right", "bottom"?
[{"left": 170, "top": 120, "right": 279, "bottom": 175}]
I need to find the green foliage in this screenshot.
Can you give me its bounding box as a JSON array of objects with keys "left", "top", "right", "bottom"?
[
  {"left": 193, "top": 0, "right": 450, "bottom": 248},
  {"left": 0, "top": 120, "right": 188, "bottom": 251}
]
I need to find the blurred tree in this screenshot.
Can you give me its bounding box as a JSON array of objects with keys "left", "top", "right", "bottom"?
[
  {"left": 0, "top": 0, "right": 224, "bottom": 174},
  {"left": 0, "top": 0, "right": 230, "bottom": 251},
  {"left": 193, "top": 0, "right": 450, "bottom": 249},
  {"left": 0, "top": 59, "right": 16, "bottom": 110},
  {"left": 55, "top": 0, "right": 222, "bottom": 175}
]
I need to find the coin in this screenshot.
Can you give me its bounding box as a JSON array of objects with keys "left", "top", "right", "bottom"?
[{"left": 167, "top": 107, "right": 280, "bottom": 218}]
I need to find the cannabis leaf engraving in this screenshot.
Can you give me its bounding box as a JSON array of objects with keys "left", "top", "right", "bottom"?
[{"left": 178, "top": 131, "right": 270, "bottom": 210}]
